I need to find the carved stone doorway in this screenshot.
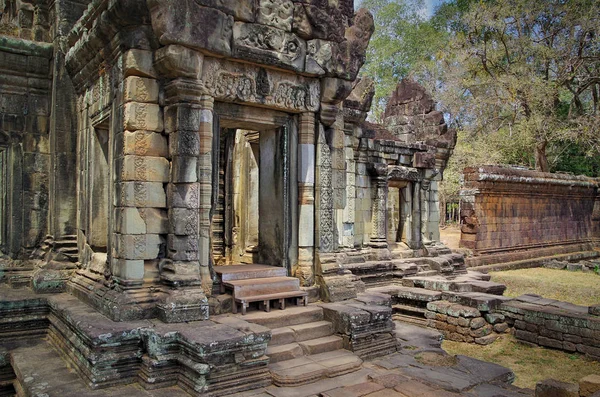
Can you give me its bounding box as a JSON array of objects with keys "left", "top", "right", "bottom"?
[
  {"left": 387, "top": 181, "right": 410, "bottom": 248},
  {"left": 211, "top": 103, "right": 298, "bottom": 273}
]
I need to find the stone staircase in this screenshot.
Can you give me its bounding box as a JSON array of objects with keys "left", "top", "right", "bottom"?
[
  {"left": 367, "top": 270, "right": 508, "bottom": 325},
  {"left": 235, "top": 306, "right": 363, "bottom": 387},
  {"left": 214, "top": 265, "right": 307, "bottom": 314}
]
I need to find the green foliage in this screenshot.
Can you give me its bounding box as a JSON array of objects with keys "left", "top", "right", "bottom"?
[
  {"left": 361, "top": 0, "right": 600, "bottom": 177},
  {"left": 361, "top": 0, "right": 449, "bottom": 120}
]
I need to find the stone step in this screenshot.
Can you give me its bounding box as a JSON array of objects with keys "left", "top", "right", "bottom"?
[
  {"left": 299, "top": 335, "right": 344, "bottom": 355},
  {"left": 10, "top": 343, "right": 189, "bottom": 397},
  {"left": 214, "top": 264, "right": 287, "bottom": 282},
  {"left": 269, "top": 350, "right": 362, "bottom": 387},
  {"left": 223, "top": 276, "right": 299, "bottom": 298},
  {"left": 242, "top": 305, "right": 324, "bottom": 328},
  {"left": 271, "top": 321, "right": 333, "bottom": 346},
  {"left": 266, "top": 342, "right": 304, "bottom": 363}
]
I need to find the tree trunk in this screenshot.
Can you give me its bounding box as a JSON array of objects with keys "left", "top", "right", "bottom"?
[{"left": 535, "top": 140, "right": 549, "bottom": 172}]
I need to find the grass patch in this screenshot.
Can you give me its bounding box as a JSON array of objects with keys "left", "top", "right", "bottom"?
[
  {"left": 443, "top": 334, "right": 600, "bottom": 389},
  {"left": 489, "top": 267, "right": 600, "bottom": 306}
]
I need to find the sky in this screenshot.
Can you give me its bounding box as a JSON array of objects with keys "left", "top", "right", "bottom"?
[{"left": 355, "top": 0, "right": 446, "bottom": 19}]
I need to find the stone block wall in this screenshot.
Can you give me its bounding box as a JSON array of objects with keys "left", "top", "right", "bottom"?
[
  {"left": 499, "top": 296, "right": 600, "bottom": 361},
  {"left": 460, "top": 166, "right": 600, "bottom": 255},
  {"left": 425, "top": 300, "right": 510, "bottom": 345}
]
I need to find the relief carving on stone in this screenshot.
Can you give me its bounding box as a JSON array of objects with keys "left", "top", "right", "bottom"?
[
  {"left": 202, "top": 58, "right": 319, "bottom": 112},
  {"left": 256, "top": 0, "right": 293, "bottom": 31},
  {"left": 233, "top": 22, "right": 306, "bottom": 72}
]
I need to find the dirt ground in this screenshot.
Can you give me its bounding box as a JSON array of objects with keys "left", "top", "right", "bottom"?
[{"left": 439, "top": 224, "right": 461, "bottom": 250}]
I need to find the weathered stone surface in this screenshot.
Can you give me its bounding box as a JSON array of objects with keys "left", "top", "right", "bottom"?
[
  {"left": 124, "top": 76, "right": 159, "bottom": 104},
  {"left": 580, "top": 374, "right": 600, "bottom": 397},
  {"left": 535, "top": 379, "right": 579, "bottom": 397},
  {"left": 116, "top": 182, "right": 167, "bottom": 208},
  {"left": 233, "top": 22, "right": 307, "bottom": 72},
  {"left": 123, "top": 102, "right": 164, "bottom": 132},
  {"left": 117, "top": 156, "right": 170, "bottom": 182},
  {"left": 124, "top": 49, "right": 157, "bottom": 79},
  {"left": 148, "top": 0, "right": 233, "bottom": 56}
]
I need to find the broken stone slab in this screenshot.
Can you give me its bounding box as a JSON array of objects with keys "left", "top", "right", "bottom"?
[
  {"left": 543, "top": 259, "right": 569, "bottom": 270},
  {"left": 444, "top": 292, "right": 512, "bottom": 312},
  {"left": 535, "top": 379, "right": 579, "bottom": 397},
  {"left": 580, "top": 374, "right": 600, "bottom": 397}
]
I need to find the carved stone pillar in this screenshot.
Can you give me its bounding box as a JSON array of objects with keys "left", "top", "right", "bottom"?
[
  {"left": 369, "top": 163, "right": 388, "bottom": 249},
  {"left": 155, "top": 45, "right": 209, "bottom": 322},
  {"left": 296, "top": 112, "right": 315, "bottom": 286},
  {"left": 410, "top": 181, "right": 423, "bottom": 249},
  {"left": 315, "top": 124, "right": 334, "bottom": 253}
]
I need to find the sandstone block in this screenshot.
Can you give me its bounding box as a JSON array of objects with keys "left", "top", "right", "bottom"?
[
  {"left": 171, "top": 156, "right": 198, "bottom": 183},
  {"left": 116, "top": 182, "right": 167, "bottom": 208},
  {"left": 123, "top": 102, "right": 163, "bottom": 132},
  {"left": 590, "top": 305, "right": 600, "bottom": 316},
  {"left": 114, "top": 234, "right": 163, "bottom": 260},
  {"left": 194, "top": 0, "right": 254, "bottom": 22},
  {"left": 124, "top": 76, "right": 159, "bottom": 103},
  {"left": 148, "top": 0, "right": 233, "bottom": 57},
  {"left": 112, "top": 259, "right": 145, "bottom": 280},
  {"left": 580, "top": 375, "right": 600, "bottom": 397},
  {"left": 169, "top": 129, "right": 201, "bottom": 157},
  {"left": 493, "top": 323, "right": 509, "bottom": 333},
  {"left": 563, "top": 341, "right": 577, "bottom": 352},
  {"left": 169, "top": 208, "right": 199, "bottom": 235},
  {"left": 538, "top": 336, "right": 563, "bottom": 350},
  {"left": 320, "top": 77, "right": 353, "bottom": 104},
  {"left": 115, "top": 207, "right": 146, "bottom": 234},
  {"left": 475, "top": 334, "right": 498, "bottom": 345},
  {"left": 168, "top": 238, "right": 200, "bottom": 261},
  {"left": 167, "top": 183, "right": 201, "bottom": 209},
  {"left": 124, "top": 49, "right": 157, "bottom": 78},
  {"left": 515, "top": 329, "right": 538, "bottom": 344},
  {"left": 118, "top": 130, "right": 168, "bottom": 157},
  {"left": 155, "top": 44, "right": 204, "bottom": 79},
  {"left": 535, "top": 379, "right": 579, "bottom": 397},
  {"left": 470, "top": 324, "right": 493, "bottom": 338},
  {"left": 117, "top": 156, "right": 170, "bottom": 182},
  {"left": 164, "top": 104, "right": 210, "bottom": 134},
  {"left": 470, "top": 317, "right": 487, "bottom": 330},
  {"left": 458, "top": 317, "right": 471, "bottom": 327},
  {"left": 485, "top": 313, "right": 505, "bottom": 324}
]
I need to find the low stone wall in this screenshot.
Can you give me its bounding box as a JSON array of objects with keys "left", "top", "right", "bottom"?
[
  {"left": 460, "top": 166, "right": 600, "bottom": 266},
  {"left": 425, "top": 300, "right": 510, "bottom": 345},
  {"left": 499, "top": 295, "right": 600, "bottom": 361}
]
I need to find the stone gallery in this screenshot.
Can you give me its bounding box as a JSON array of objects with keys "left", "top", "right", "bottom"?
[{"left": 3, "top": 1, "right": 597, "bottom": 397}]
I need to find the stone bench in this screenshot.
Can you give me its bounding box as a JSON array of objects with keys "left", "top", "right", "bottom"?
[{"left": 232, "top": 291, "right": 308, "bottom": 315}]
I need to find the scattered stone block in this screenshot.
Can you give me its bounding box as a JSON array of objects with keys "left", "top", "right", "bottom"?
[
  {"left": 567, "top": 263, "right": 584, "bottom": 272},
  {"left": 535, "top": 379, "right": 579, "bottom": 397}
]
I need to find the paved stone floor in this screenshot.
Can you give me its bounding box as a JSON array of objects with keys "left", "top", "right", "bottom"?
[{"left": 229, "top": 322, "right": 533, "bottom": 397}]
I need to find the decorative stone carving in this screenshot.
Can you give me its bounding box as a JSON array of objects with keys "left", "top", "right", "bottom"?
[
  {"left": 256, "top": 0, "right": 294, "bottom": 31},
  {"left": 201, "top": 57, "right": 319, "bottom": 112},
  {"left": 233, "top": 22, "right": 306, "bottom": 72},
  {"left": 148, "top": 0, "right": 233, "bottom": 57}
]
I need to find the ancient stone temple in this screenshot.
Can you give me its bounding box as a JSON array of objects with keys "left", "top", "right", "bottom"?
[{"left": 0, "top": 1, "right": 467, "bottom": 395}]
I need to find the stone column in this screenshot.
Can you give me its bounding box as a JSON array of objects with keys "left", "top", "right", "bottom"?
[
  {"left": 341, "top": 123, "right": 356, "bottom": 249},
  {"left": 410, "top": 181, "right": 423, "bottom": 249},
  {"left": 155, "top": 45, "right": 210, "bottom": 322},
  {"left": 369, "top": 163, "right": 388, "bottom": 249},
  {"left": 296, "top": 112, "right": 315, "bottom": 286},
  {"left": 315, "top": 124, "right": 335, "bottom": 253}
]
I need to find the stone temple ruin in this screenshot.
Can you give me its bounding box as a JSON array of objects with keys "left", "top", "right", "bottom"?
[{"left": 0, "top": 0, "right": 599, "bottom": 396}]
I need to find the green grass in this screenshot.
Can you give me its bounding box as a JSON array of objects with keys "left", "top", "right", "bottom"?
[
  {"left": 443, "top": 334, "right": 600, "bottom": 389},
  {"left": 489, "top": 267, "right": 600, "bottom": 306}
]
